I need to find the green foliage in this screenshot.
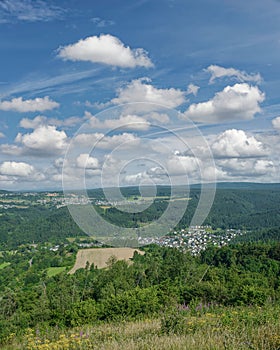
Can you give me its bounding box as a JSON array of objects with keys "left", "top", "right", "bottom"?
[
  {"left": 100, "top": 286, "right": 160, "bottom": 321},
  {"left": 1, "top": 240, "right": 280, "bottom": 344}
]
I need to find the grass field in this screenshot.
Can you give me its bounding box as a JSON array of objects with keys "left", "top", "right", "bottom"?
[
  {"left": 46, "top": 266, "right": 67, "bottom": 277},
  {"left": 3, "top": 304, "right": 280, "bottom": 349},
  {"left": 69, "top": 247, "right": 144, "bottom": 273}
]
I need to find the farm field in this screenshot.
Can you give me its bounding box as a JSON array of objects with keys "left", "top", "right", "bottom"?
[{"left": 69, "top": 247, "right": 144, "bottom": 272}]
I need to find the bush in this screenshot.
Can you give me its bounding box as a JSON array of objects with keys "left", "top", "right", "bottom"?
[{"left": 100, "top": 287, "right": 160, "bottom": 321}]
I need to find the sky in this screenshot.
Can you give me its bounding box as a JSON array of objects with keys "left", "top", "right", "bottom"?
[{"left": 0, "top": 0, "right": 280, "bottom": 191}]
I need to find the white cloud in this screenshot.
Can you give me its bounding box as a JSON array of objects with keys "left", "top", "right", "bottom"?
[
  {"left": 74, "top": 132, "right": 140, "bottom": 150},
  {"left": 0, "top": 161, "right": 34, "bottom": 177},
  {"left": 98, "top": 133, "right": 140, "bottom": 150},
  {"left": 217, "top": 158, "right": 274, "bottom": 176},
  {"left": 20, "top": 115, "right": 84, "bottom": 129},
  {"left": 187, "top": 83, "right": 199, "bottom": 96},
  {"left": 147, "top": 112, "right": 170, "bottom": 123},
  {"left": 15, "top": 125, "right": 67, "bottom": 155},
  {"left": 201, "top": 165, "right": 227, "bottom": 181},
  {"left": 57, "top": 34, "right": 153, "bottom": 68},
  {"left": 20, "top": 115, "right": 47, "bottom": 129},
  {"left": 111, "top": 78, "right": 186, "bottom": 109},
  {"left": 87, "top": 111, "right": 151, "bottom": 131},
  {"left": 124, "top": 172, "right": 145, "bottom": 184},
  {"left": 0, "top": 96, "right": 59, "bottom": 112},
  {"left": 73, "top": 132, "right": 104, "bottom": 147},
  {"left": 166, "top": 155, "right": 199, "bottom": 176},
  {"left": 0, "top": 143, "right": 22, "bottom": 156},
  {"left": 124, "top": 166, "right": 167, "bottom": 185},
  {"left": 272, "top": 116, "right": 280, "bottom": 131},
  {"left": 54, "top": 157, "right": 64, "bottom": 169},
  {"left": 182, "top": 83, "right": 264, "bottom": 123},
  {"left": 206, "top": 65, "right": 261, "bottom": 84},
  {"left": 76, "top": 153, "right": 99, "bottom": 169},
  {"left": 211, "top": 129, "right": 268, "bottom": 158},
  {"left": 0, "top": 132, "right": 5, "bottom": 138}
]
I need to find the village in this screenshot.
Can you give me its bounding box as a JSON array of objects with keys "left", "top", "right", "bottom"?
[{"left": 139, "top": 226, "right": 243, "bottom": 255}]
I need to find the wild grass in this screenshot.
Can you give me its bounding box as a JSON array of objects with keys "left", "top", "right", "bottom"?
[
  {"left": 46, "top": 266, "right": 67, "bottom": 278},
  {"left": 2, "top": 304, "right": 280, "bottom": 350}
]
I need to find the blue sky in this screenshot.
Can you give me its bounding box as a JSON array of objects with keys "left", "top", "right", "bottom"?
[{"left": 0, "top": 0, "right": 280, "bottom": 190}]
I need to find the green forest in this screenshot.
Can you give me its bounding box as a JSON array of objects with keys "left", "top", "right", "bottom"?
[
  {"left": 1, "top": 185, "right": 280, "bottom": 249},
  {"left": 0, "top": 184, "right": 280, "bottom": 349},
  {"left": 1, "top": 242, "right": 280, "bottom": 348}
]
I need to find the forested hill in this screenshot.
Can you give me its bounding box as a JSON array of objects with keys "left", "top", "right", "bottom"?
[
  {"left": 211, "top": 182, "right": 280, "bottom": 190},
  {"left": 0, "top": 183, "right": 280, "bottom": 248}
]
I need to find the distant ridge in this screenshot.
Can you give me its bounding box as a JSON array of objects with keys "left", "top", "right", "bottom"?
[
  {"left": 0, "top": 189, "right": 12, "bottom": 194},
  {"left": 212, "top": 182, "right": 280, "bottom": 190},
  {"left": 1, "top": 182, "right": 280, "bottom": 193}
]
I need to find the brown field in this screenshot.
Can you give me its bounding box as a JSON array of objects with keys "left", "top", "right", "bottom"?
[{"left": 69, "top": 247, "right": 144, "bottom": 273}]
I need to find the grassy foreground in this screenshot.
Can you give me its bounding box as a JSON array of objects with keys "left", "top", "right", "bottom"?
[{"left": 2, "top": 304, "right": 280, "bottom": 350}]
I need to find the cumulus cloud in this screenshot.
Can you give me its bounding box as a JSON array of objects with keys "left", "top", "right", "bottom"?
[
  {"left": 73, "top": 132, "right": 104, "bottom": 147},
  {"left": 217, "top": 158, "right": 274, "bottom": 176},
  {"left": 76, "top": 153, "right": 100, "bottom": 169},
  {"left": 0, "top": 144, "right": 22, "bottom": 156},
  {"left": 146, "top": 112, "right": 170, "bottom": 123},
  {"left": 124, "top": 166, "right": 167, "bottom": 185},
  {"left": 211, "top": 129, "right": 268, "bottom": 158},
  {"left": 98, "top": 133, "right": 140, "bottom": 150},
  {"left": 87, "top": 111, "right": 151, "bottom": 131},
  {"left": 187, "top": 83, "right": 199, "bottom": 96},
  {"left": 57, "top": 34, "right": 153, "bottom": 68},
  {"left": 182, "top": 83, "right": 264, "bottom": 123},
  {"left": 0, "top": 161, "right": 34, "bottom": 177},
  {"left": 20, "top": 115, "right": 84, "bottom": 129},
  {"left": 0, "top": 96, "right": 59, "bottom": 112},
  {"left": 15, "top": 125, "right": 67, "bottom": 155},
  {"left": 74, "top": 132, "right": 140, "bottom": 150},
  {"left": 206, "top": 65, "right": 261, "bottom": 84},
  {"left": 111, "top": 78, "right": 186, "bottom": 109},
  {"left": 201, "top": 165, "right": 227, "bottom": 181},
  {"left": 0, "top": 132, "right": 5, "bottom": 138},
  {"left": 20, "top": 115, "right": 47, "bottom": 129},
  {"left": 54, "top": 157, "right": 64, "bottom": 169},
  {"left": 166, "top": 155, "right": 199, "bottom": 176},
  {"left": 272, "top": 116, "right": 280, "bottom": 131}
]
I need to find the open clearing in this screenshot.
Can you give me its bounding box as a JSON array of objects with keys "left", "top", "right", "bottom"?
[
  {"left": 46, "top": 266, "right": 67, "bottom": 277},
  {"left": 69, "top": 247, "right": 144, "bottom": 273}
]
